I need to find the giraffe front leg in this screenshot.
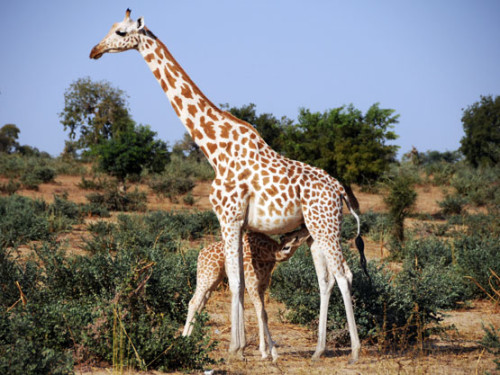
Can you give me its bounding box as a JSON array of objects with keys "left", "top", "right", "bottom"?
[
  {"left": 183, "top": 287, "right": 212, "bottom": 336},
  {"left": 183, "top": 243, "right": 225, "bottom": 336},
  {"left": 222, "top": 223, "right": 246, "bottom": 358}
]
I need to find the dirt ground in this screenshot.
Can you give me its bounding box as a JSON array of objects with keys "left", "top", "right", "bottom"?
[
  {"left": 75, "top": 294, "right": 499, "bottom": 375},
  {"left": 6, "top": 177, "right": 500, "bottom": 374}
]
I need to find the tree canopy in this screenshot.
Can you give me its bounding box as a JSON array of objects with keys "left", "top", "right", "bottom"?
[
  {"left": 460, "top": 95, "right": 500, "bottom": 167},
  {"left": 91, "top": 124, "right": 169, "bottom": 186},
  {"left": 60, "top": 77, "right": 134, "bottom": 151},
  {"left": 221, "top": 103, "right": 293, "bottom": 153},
  {"left": 282, "top": 103, "right": 399, "bottom": 187},
  {"left": 0, "top": 124, "right": 20, "bottom": 154}
]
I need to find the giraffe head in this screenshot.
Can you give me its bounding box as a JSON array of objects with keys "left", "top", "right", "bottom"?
[
  {"left": 276, "top": 227, "right": 310, "bottom": 261},
  {"left": 90, "top": 9, "right": 146, "bottom": 60}
]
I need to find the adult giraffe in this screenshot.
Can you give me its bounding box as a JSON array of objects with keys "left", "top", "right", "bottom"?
[{"left": 90, "top": 9, "right": 368, "bottom": 363}]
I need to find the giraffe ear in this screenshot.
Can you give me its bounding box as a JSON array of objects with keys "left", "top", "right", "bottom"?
[{"left": 137, "top": 17, "right": 145, "bottom": 30}]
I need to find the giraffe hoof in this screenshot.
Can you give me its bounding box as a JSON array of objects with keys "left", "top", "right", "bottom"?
[
  {"left": 271, "top": 347, "right": 279, "bottom": 363},
  {"left": 348, "top": 346, "right": 360, "bottom": 364},
  {"left": 312, "top": 345, "right": 325, "bottom": 360}
]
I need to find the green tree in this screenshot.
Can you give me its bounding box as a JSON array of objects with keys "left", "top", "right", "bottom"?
[
  {"left": 172, "top": 132, "right": 204, "bottom": 162},
  {"left": 282, "top": 104, "right": 399, "bottom": 206},
  {"left": 92, "top": 124, "right": 169, "bottom": 187},
  {"left": 59, "top": 77, "right": 134, "bottom": 151},
  {"left": 382, "top": 165, "right": 417, "bottom": 245},
  {"left": 221, "top": 103, "right": 293, "bottom": 152},
  {"left": 460, "top": 95, "right": 500, "bottom": 167},
  {"left": 0, "top": 124, "right": 20, "bottom": 153}
]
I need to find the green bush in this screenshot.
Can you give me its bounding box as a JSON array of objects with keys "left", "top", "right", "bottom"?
[
  {"left": 86, "top": 186, "right": 147, "bottom": 212},
  {"left": 84, "top": 210, "right": 219, "bottom": 254},
  {"left": 424, "top": 160, "right": 457, "bottom": 186},
  {"left": 79, "top": 202, "right": 111, "bottom": 218},
  {"left": 34, "top": 166, "right": 56, "bottom": 183},
  {"left": 341, "top": 211, "right": 388, "bottom": 241},
  {"left": 0, "top": 153, "right": 85, "bottom": 180},
  {"left": 438, "top": 194, "right": 467, "bottom": 216},
  {"left": 0, "top": 179, "right": 20, "bottom": 195},
  {"left": 398, "top": 238, "right": 469, "bottom": 310},
  {"left": 381, "top": 165, "right": 418, "bottom": 245},
  {"left": 0, "top": 237, "right": 215, "bottom": 373},
  {"left": 454, "top": 234, "right": 500, "bottom": 299},
  {"left": 448, "top": 212, "right": 500, "bottom": 238},
  {"left": 450, "top": 164, "right": 499, "bottom": 207},
  {"left": 271, "top": 238, "right": 466, "bottom": 347},
  {"left": 0, "top": 195, "right": 50, "bottom": 246},
  {"left": 479, "top": 324, "right": 500, "bottom": 371},
  {"left": 77, "top": 175, "right": 111, "bottom": 190},
  {"left": 0, "top": 308, "right": 74, "bottom": 375},
  {"left": 148, "top": 174, "right": 195, "bottom": 202},
  {"left": 183, "top": 192, "right": 196, "bottom": 205},
  {"left": 161, "top": 153, "right": 214, "bottom": 181},
  {"left": 20, "top": 172, "right": 42, "bottom": 190},
  {"left": 0, "top": 194, "right": 111, "bottom": 247}
]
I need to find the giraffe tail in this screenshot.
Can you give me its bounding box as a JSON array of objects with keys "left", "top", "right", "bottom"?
[{"left": 342, "top": 193, "right": 371, "bottom": 283}]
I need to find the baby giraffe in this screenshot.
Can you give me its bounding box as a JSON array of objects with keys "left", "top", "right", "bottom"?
[{"left": 183, "top": 227, "right": 310, "bottom": 361}]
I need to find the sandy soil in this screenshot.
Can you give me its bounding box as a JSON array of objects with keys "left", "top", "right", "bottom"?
[{"left": 76, "top": 292, "right": 499, "bottom": 375}]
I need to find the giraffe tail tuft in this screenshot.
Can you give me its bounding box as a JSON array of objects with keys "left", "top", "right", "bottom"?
[{"left": 342, "top": 192, "right": 371, "bottom": 282}]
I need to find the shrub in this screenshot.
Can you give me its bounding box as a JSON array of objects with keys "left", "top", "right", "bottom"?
[
  {"left": 0, "top": 238, "right": 216, "bottom": 373},
  {"left": 479, "top": 324, "right": 500, "bottom": 371},
  {"left": 398, "top": 237, "right": 469, "bottom": 309},
  {"left": 34, "top": 166, "right": 56, "bottom": 183},
  {"left": 341, "top": 211, "right": 387, "bottom": 241},
  {"left": 0, "top": 194, "right": 109, "bottom": 247},
  {"left": 0, "top": 308, "right": 74, "bottom": 375},
  {"left": 148, "top": 174, "right": 195, "bottom": 202},
  {"left": 84, "top": 211, "right": 219, "bottom": 254},
  {"left": 86, "top": 186, "right": 147, "bottom": 212},
  {"left": 271, "top": 239, "right": 465, "bottom": 348},
  {"left": 450, "top": 164, "right": 499, "bottom": 207},
  {"left": 424, "top": 160, "right": 457, "bottom": 186},
  {"left": 381, "top": 166, "right": 418, "bottom": 245},
  {"left": 183, "top": 192, "right": 196, "bottom": 206},
  {"left": 20, "top": 172, "right": 42, "bottom": 190},
  {"left": 77, "top": 175, "right": 111, "bottom": 190},
  {"left": 0, "top": 195, "right": 50, "bottom": 246},
  {"left": 454, "top": 234, "right": 500, "bottom": 299},
  {"left": 438, "top": 194, "right": 467, "bottom": 216},
  {"left": 0, "top": 179, "right": 20, "bottom": 195},
  {"left": 449, "top": 212, "right": 500, "bottom": 238},
  {"left": 161, "top": 153, "right": 214, "bottom": 182},
  {"left": 79, "top": 202, "right": 110, "bottom": 218}
]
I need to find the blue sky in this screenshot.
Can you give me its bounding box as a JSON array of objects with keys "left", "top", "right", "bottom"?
[{"left": 1, "top": 1, "right": 499, "bottom": 157}]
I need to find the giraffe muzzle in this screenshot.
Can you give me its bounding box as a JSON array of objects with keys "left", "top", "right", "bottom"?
[{"left": 89, "top": 45, "right": 104, "bottom": 60}]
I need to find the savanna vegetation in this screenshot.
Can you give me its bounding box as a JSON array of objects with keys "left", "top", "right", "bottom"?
[{"left": 0, "top": 81, "right": 498, "bottom": 374}]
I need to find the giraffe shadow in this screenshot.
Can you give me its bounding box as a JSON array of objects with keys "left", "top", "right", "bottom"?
[{"left": 286, "top": 347, "right": 351, "bottom": 359}]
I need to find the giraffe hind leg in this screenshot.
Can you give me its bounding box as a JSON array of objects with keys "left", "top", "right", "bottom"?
[{"left": 309, "top": 240, "right": 335, "bottom": 360}]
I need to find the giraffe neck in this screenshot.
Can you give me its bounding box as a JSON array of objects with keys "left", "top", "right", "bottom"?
[{"left": 138, "top": 29, "right": 263, "bottom": 169}]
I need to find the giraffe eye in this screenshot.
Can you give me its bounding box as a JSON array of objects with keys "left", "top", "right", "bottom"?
[{"left": 115, "top": 30, "right": 127, "bottom": 37}]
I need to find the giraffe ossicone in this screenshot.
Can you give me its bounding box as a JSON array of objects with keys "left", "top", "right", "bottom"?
[{"left": 90, "top": 9, "right": 368, "bottom": 363}]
